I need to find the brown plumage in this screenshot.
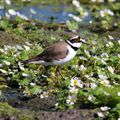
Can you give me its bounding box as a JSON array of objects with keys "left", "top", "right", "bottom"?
[{"left": 23, "top": 41, "right": 68, "bottom": 64}]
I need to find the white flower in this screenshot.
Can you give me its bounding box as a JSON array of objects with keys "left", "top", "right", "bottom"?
[
  {"left": 106, "top": 41, "right": 114, "bottom": 48},
  {"left": 16, "top": 45, "right": 23, "bottom": 50},
  {"left": 118, "top": 40, "right": 120, "bottom": 45},
  {"left": 79, "top": 56, "right": 87, "bottom": 61},
  {"left": 107, "top": 66, "right": 114, "bottom": 74},
  {"left": 17, "top": 12, "right": 29, "bottom": 20},
  {"left": 22, "top": 73, "right": 29, "bottom": 77},
  {"left": 100, "top": 106, "right": 111, "bottom": 111},
  {"left": 70, "top": 77, "right": 83, "bottom": 88},
  {"left": 90, "top": 83, "right": 97, "bottom": 89},
  {"left": 88, "top": 95, "right": 95, "bottom": 102},
  {"left": 92, "top": 40, "right": 97, "bottom": 45},
  {"left": 117, "top": 92, "right": 120, "bottom": 96},
  {"left": 5, "top": 0, "right": 11, "bottom": 5},
  {"left": 100, "top": 9, "right": 114, "bottom": 17},
  {"left": 22, "top": 0, "right": 31, "bottom": 1},
  {"left": 66, "top": 95, "right": 77, "bottom": 105},
  {"left": 0, "top": 69, "right": 7, "bottom": 74},
  {"left": 91, "top": 0, "right": 104, "bottom": 2},
  {"left": 55, "top": 103, "right": 59, "bottom": 107},
  {"left": 118, "top": 118, "right": 120, "bottom": 120},
  {"left": 69, "top": 86, "right": 78, "bottom": 94},
  {"left": 108, "top": 0, "right": 116, "bottom": 2},
  {"left": 0, "top": 64, "right": 3, "bottom": 68},
  {"left": 3, "top": 60, "right": 10, "bottom": 65},
  {"left": 5, "top": 12, "right": 10, "bottom": 19},
  {"left": 8, "top": 9, "right": 17, "bottom": 16},
  {"left": 118, "top": 54, "right": 120, "bottom": 58},
  {"left": 0, "top": 90, "right": 1, "bottom": 96},
  {"left": 30, "top": 8, "right": 37, "bottom": 14},
  {"left": 40, "top": 91, "right": 49, "bottom": 99},
  {"left": 104, "top": 91, "right": 110, "bottom": 96},
  {"left": 100, "top": 79, "right": 110, "bottom": 87},
  {"left": 0, "top": 48, "right": 4, "bottom": 53},
  {"left": 79, "top": 65, "right": 87, "bottom": 71},
  {"left": 98, "top": 74, "right": 107, "bottom": 80},
  {"left": 24, "top": 45, "right": 30, "bottom": 51},
  {"left": 97, "top": 112, "right": 104, "bottom": 118},
  {"left": 108, "top": 35, "right": 114, "bottom": 40},
  {"left": 101, "top": 53, "right": 109, "bottom": 60},
  {"left": 30, "top": 82, "right": 35, "bottom": 86},
  {"left": 72, "top": 0, "right": 80, "bottom": 8},
  {"left": 68, "top": 14, "right": 82, "bottom": 22}
]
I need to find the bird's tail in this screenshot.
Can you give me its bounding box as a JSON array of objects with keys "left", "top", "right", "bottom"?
[{"left": 22, "top": 56, "right": 40, "bottom": 64}]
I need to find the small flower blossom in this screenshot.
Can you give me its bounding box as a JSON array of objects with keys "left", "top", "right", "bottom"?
[
  {"left": 3, "top": 60, "right": 10, "bottom": 66},
  {"left": 55, "top": 103, "right": 59, "bottom": 107},
  {"left": 30, "top": 82, "right": 35, "bottom": 86},
  {"left": 70, "top": 77, "right": 83, "bottom": 88},
  {"left": 108, "top": 35, "right": 114, "bottom": 40},
  {"left": 107, "top": 66, "right": 114, "bottom": 74},
  {"left": 8, "top": 9, "right": 17, "bottom": 16},
  {"left": 90, "top": 83, "right": 97, "bottom": 89},
  {"left": 24, "top": 45, "right": 30, "bottom": 51},
  {"left": 5, "top": 12, "right": 10, "bottom": 19},
  {"left": 118, "top": 40, "right": 120, "bottom": 45},
  {"left": 5, "top": 0, "right": 11, "bottom": 5},
  {"left": 22, "top": 73, "right": 29, "bottom": 77},
  {"left": 16, "top": 45, "right": 23, "bottom": 50},
  {"left": 97, "top": 112, "right": 104, "bottom": 118},
  {"left": 68, "top": 14, "right": 82, "bottom": 22},
  {"left": 98, "top": 74, "right": 107, "bottom": 80},
  {"left": 100, "top": 106, "right": 111, "bottom": 111},
  {"left": 0, "top": 64, "right": 3, "bottom": 68},
  {"left": 108, "top": 0, "right": 116, "bottom": 2},
  {"left": 88, "top": 95, "right": 95, "bottom": 102},
  {"left": 0, "top": 48, "right": 4, "bottom": 53},
  {"left": 117, "top": 92, "right": 120, "bottom": 96},
  {"left": 106, "top": 41, "right": 114, "bottom": 48},
  {"left": 0, "top": 69, "right": 7, "bottom": 74},
  {"left": 101, "top": 53, "right": 109, "bottom": 60},
  {"left": 104, "top": 91, "right": 110, "bottom": 96},
  {"left": 100, "top": 9, "right": 114, "bottom": 17},
  {"left": 92, "top": 40, "right": 97, "bottom": 45},
  {"left": 40, "top": 91, "right": 49, "bottom": 99},
  {"left": 100, "top": 79, "right": 110, "bottom": 87},
  {"left": 69, "top": 86, "right": 78, "bottom": 94},
  {"left": 91, "top": 0, "right": 104, "bottom": 2},
  {"left": 79, "top": 65, "right": 87, "bottom": 71},
  {"left": 79, "top": 56, "right": 87, "bottom": 61},
  {"left": 66, "top": 95, "right": 77, "bottom": 105},
  {"left": 17, "top": 12, "right": 29, "bottom": 20},
  {"left": 30, "top": 8, "right": 37, "bottom": 14},
  {"left": 72, "top": 0, "right": 80, "bottom": 8}
]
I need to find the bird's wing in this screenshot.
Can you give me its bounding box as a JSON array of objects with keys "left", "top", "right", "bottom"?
[
  {"left": 23, "top": 41, "right": 68, "bottom": 64},
  {"left": 38, "top": 41, "right": 68, "bottom": 62}
]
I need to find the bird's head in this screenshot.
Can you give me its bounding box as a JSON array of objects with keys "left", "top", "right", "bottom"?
[{"left": 66, "top": 35, "right": 87, "bottom": 49}]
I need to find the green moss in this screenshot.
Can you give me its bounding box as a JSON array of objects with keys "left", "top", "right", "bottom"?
[{"left": 0, "top": 102, "right": 35, "bottom": 120}]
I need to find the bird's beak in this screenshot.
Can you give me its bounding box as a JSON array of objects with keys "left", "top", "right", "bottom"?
[{"left": 80, "top": 38, "right": 87, "bottom": 44}]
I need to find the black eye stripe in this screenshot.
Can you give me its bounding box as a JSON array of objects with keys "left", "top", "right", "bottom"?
[{"left": 70, "top": 37, "right": 81, "bottom": 43}]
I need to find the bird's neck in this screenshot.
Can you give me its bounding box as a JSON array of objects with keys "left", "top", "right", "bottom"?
[{"left": 65, "top": 40, "right": 79, "bottom": 51}]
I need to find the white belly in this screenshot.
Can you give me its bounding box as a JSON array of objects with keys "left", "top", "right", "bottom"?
[{"left": 53, "top": 45, "right": 77, "bottom": 65}]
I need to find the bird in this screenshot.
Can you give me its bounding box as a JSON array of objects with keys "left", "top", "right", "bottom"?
[{"left": 23, "top": 35, "right": 87, "bottom": 66}]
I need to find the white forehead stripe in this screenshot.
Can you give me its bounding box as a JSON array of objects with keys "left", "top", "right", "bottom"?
[{"left": 71, "top": 35, "right": 79, "bottom": 39}]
